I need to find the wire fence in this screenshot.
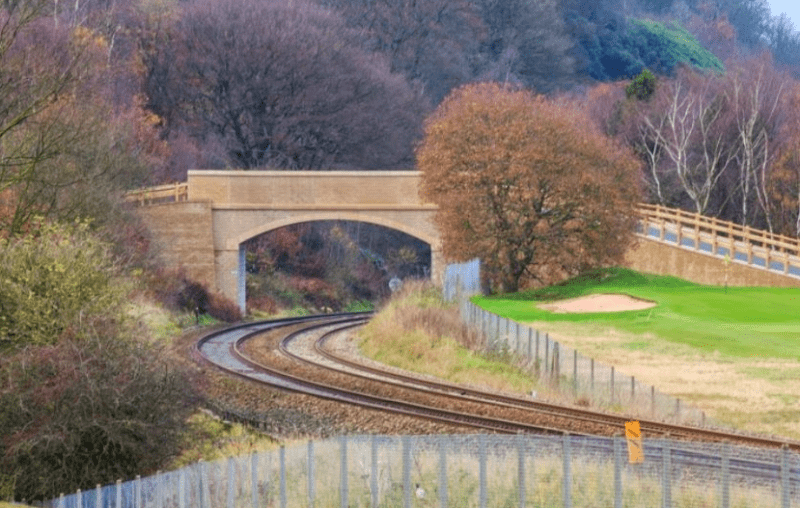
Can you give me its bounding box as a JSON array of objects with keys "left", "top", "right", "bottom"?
[
  {"left": 443, "top": 258, "right": 706, "bottom": 426},
  {"left": 442, "top": 258, "right": 481, "bottom": 302},
  {"left": 47, "top": 433, "right": 799, "bottom": 508},
  {"left": 458, "top": 299, "right": 707, "bottom": 427}
]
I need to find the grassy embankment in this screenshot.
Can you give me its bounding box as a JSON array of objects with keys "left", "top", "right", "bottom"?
[
  {"left": 473, "top": 267, "right": 800, "bottom": 439},
  {"left": 358, "top": 283, "right": 540, "bottom": 396}
]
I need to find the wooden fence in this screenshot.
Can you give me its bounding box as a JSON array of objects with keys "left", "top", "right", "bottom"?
[
  {"left": 637, "top": 203, "right": 800, "bottom": 277},
  {"left": 123, "top": 182, "right": 188, "bottom": 206}
]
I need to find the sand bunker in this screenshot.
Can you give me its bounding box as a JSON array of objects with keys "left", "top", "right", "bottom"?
[{"left": 538, "top": 293, "right": 656, "bottom": 314}]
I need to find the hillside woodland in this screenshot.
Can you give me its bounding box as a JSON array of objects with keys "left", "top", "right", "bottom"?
[{"left": 2, "top": 0, "right": 800, "bottom": 502}]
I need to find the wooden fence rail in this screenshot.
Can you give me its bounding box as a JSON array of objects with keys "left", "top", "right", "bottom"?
[
  {"left": 123, "top": 182, "right": 188, "bottom": 205},
  {"left": 637, "top": 203, "right": 800, "bottom": 277}
]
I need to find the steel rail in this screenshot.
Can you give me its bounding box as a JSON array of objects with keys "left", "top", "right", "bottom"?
[
  {"left": 197, "top": 314, "right": 573, "bottom": 435},
  {"left": 198, "top": 315, "right": 800, "bottom": 452},
  {"left": 301, "top": 319, "right": 800, "bottom": 452}
]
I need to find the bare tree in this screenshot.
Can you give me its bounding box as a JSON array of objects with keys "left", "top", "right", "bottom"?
[
  {"left": 475, "top": 0, "right": 575, "bottom": 92},
  {"left": 727, "top": 54, "right": 788, "bottom": 230},
  {"left": 317, "top": 0, "right": 483, "bottom": 104},
  {"left": 642, "top": 72, "right": 736, "bottom": 215},
  {"left": 143, "top": 0, "right": 427, "bottom": 170}
]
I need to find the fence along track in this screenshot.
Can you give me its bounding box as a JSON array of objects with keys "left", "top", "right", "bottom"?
[
  {"left": 49, "top": 432, "right": 800, "bottom": 508},
  {"left": 197, "top": 314, "right": 576, "bottom": 435},
  {"left": 299, "top": 317, "right": 800, "bottom": 452}
]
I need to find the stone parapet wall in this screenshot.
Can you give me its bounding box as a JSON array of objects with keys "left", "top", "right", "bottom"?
[{"left": 187, "top": 170, "right": 427, "bottom": 206}]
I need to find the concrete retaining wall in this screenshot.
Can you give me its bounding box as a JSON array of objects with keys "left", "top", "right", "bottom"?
[{"left": 624, "top": 236, "right": 800, "bottom": 287}]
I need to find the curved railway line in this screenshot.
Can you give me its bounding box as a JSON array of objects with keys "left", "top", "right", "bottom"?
[{"left": 195, "top": 313, "right": 800, "bottom": 453}]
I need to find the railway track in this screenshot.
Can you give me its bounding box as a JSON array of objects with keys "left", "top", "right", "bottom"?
[{"left": 196, "top": 313, "right": 800, "bottom": 453}]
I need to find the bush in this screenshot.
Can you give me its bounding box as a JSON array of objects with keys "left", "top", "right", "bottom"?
[
  {"left": 0, "top": 220, "right": 125, "bottom": 349},
  {"left": 0, "top": 331, "right": 193, "bottom": 502},
  {"left": 176, "top": 279, "right": 209, "bottom": 323},
  {"left": 207, "top": 291, "right": 242, "bottom": 323},
  {"left": 626, "top": 69, "right": 658, "bottom": 101}
]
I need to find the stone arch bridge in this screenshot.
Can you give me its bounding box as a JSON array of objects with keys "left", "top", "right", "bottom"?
[
  {"left": 135, "top": 171, "right": 442, "bottom": 312},
  {"left": 134, "top": 170, "right": 800, "bottom": 313}
]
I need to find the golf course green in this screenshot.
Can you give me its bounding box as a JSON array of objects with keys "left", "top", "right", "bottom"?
[{"left": 473, "top": 268, "right": 800, "bottom": 359}]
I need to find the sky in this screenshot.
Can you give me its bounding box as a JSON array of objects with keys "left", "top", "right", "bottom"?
[{"left": 767, "top": 0, "right": 800, "bottom": 32}]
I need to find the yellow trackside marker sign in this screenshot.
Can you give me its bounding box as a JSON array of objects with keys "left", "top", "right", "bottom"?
[{"left": 625, "top": 420, "right": 644, "bottom": 463}]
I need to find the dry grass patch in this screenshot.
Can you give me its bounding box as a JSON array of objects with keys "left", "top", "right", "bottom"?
[
  {"left": 359, "top": 282, "right": 536, "bottom": 395},
  {"left": 528, "top": 320, "right": 800, "bottom": 440}
]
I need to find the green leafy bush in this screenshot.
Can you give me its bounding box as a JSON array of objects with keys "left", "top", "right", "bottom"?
[
  {"left": 0, "top": 221, "right": 125, "bottom": 348},
  {"left": 626, "top": 68, "right": 658, "bottom": 101},
  {"left": 0, "top": 221, "right": 195, "bottom": 502}
]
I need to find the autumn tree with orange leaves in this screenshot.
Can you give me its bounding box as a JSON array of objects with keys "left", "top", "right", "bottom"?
[{"left": 417, "top": 82, "right": 641, "bottom": 293}]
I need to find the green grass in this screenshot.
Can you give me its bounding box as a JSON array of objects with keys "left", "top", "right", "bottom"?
[{"left": 473, "top": 267, "right": 800, "bottom": 359}]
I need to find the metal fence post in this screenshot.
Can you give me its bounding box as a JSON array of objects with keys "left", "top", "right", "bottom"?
[
  {"left": 95, "top": 484, "right": 102, "bottom": 508},
  {"left": 179, "top": 469, "right": 186, "bottom": 508},
  {"left": 662, "top": 439, "right": 671, "bottom": 508},
  {"left": 156, "top": 470, "right": 163, "bottom": 508},
  {"left": 494, "top": 314, "right": 500, "bottom": 349},
  {"left": 339, "top": 437, "right": 347, "bottom": 508},
  {"left": 280, "top": 445, "right": 287, "bottom": 508},
  {"left": 482, "top": 310, "right": 488, "bottom": 346},
  {"left": 517, "top": 434, "right": 526, "bottom": 508},
  {"left": 527, "top": 328, "right": 533, "bottom": 365},
  {"left": 651, "top": 386, "right": 655, "bottom": 418},
  {"left": 611, "top": 366, "right": 615, "bottom": 405},
  {"left": 439, "top": 436, "right": 448, "bottom": 508},
  {"left": 479, "top": 434, "right": 487, "bottom": 508},
  {"left": 544, "top": 335, "right": 550, "bottom": 379},
  {"left": 309, "top": 441, "right": 316, "bottom": 508},
  {"left": 115, "top": 479, "right": 121, "bottom": 508},
  {"left": 135, "top": 474, "right": 142, "bottom": 508},
  {"left": 563, "top": 434, "right": 572, "bottom": 508},
  {"left": 251, "top": 451, "right": 259, "bottom": 508},
  {"left": 403, "top": 435, "right": 411, "bottom": 508},
  {"left": 782, "top": 444, "right": 790, "bottom": 508},
  {"left": 721, "top": 443, "right": 730, "bottom": 508},
  {"left": 201, "top": 461, "right": 211, "bottom": 508},
  {"left": 554, "top": 342, "right": 560, "bottom": 383},
  {"left": 614, "top": 437, "right": 622, "bottom": 508},
  {"left": 370, "top": 436, "right": 378, "bottom": 508},
  {"left": 573, "top": 350, "right": 578, "bottom": 395},
  {"left": 535, "top": 330, "right": 540, "bottom": 375},
  {"left": 227, "top": 457, "right": 235, "bottom": 508},
  {"left": 631, "top": 376, "right": 635, "bottom": 403}
]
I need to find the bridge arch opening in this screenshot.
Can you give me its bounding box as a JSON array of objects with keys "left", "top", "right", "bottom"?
[{"left": 236, "top": 218, "right": 432, "bottom": 314}]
